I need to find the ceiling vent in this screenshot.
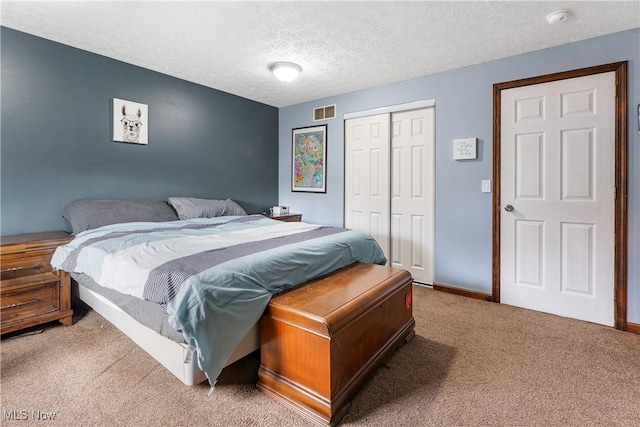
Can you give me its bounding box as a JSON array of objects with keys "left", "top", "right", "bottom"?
[{"left": 313, "top": 104, "right": 336, "bottom": 121}]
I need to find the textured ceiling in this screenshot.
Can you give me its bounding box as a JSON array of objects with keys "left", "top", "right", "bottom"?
[{"left": 1, "top": 1, "right": 638, "bottom": 107}]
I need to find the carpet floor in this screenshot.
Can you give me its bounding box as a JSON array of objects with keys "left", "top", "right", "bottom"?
[{"left": 1, "top": 285, "right": 639, "bottom": 426}]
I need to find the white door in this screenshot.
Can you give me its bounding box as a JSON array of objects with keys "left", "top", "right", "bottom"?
[
  {"left": 390, "top": 108, "right": 435, "bottom": 284},
  {"left": 344, "top": 113, "right": 391, "bottom": 259},
  {"left": 500, "top": 72, "right": 615, "bottom": 326}
]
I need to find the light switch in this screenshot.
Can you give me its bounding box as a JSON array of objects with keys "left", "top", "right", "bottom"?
[{"left": 482, "top": 180, "right": 491, "bottom": 193}]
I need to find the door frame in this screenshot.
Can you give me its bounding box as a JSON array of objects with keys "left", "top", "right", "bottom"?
[{"left": 492, "top": 62, "right": 628, "bottom": 330}]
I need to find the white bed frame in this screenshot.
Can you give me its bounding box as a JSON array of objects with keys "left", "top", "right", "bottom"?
[{"left": 78, "top": 284, "right": 260, "bottom": 386}]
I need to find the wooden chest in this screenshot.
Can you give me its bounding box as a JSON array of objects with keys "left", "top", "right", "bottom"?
[{"left": 257, "top": 263, "right": 415, "bottom": 426}]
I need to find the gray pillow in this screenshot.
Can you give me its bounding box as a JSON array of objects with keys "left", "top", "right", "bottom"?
[
  {"left": 223, "top": 199, "right": 248, "bottom": 216},
  {"left": 62, "top": 199, "right": 179, "bottom": 234},
  {"left": 168, "top": 197, "right": 247, "bottom": 220}
]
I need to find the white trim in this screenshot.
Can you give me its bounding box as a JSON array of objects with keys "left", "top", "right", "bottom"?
[{"left": 343, "top": 99, "right": 435, "bottom": 120}]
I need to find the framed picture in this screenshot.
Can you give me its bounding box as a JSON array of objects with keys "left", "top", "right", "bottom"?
[
  {"left": 292, "top": 125, "right": 327, "bottom": 193},
  {"left": 113, "top": 98, "right": 148, "bottom": 144}
]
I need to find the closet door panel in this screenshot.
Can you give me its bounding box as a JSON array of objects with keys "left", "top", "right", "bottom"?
[
  {"left": 344, "top": 114, "right": 391, "bottom": 260},
  {"left": 390, "top": 108, "right": 435, "bottom": 284}
]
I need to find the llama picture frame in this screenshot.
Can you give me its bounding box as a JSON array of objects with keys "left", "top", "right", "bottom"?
[
  {"left": 292, "top": 125, "right": 327, "bottom": 193},
  {"left": 113, "top": 98, "right": 148, "bottom": 144}
]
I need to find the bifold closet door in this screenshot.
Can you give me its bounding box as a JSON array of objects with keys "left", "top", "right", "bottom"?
[
  {"left": 344, "top": 113, "right": 391, "bottom": 259},
  {"left": 390, "top": 108, "right": 435, "bottom": 284},
  {"left": 344, "top": 107, "right": 434, "bottom": 284}
]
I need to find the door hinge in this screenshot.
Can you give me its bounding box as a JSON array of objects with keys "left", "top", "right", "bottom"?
[
  {"left": 614, "top": 84, "right": 618, "bottom": 98},
  {"left": 614, "top": 186, "right": 617, "bottom": 199}
]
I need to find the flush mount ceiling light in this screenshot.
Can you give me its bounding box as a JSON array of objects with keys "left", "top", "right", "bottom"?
[
  {"left": 546, "top": 9, "right": 571, "bottom": 24},
  {"left": 269, "top": 62, "right": 302, "bottom": 82}
]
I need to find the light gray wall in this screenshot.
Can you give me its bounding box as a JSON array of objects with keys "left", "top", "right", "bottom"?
[
  {"left": 278, "top": 29, "right": 640, "bottom": 324},
  {"left": 1, "top": 27, "right": 279, "bottom": 235}
]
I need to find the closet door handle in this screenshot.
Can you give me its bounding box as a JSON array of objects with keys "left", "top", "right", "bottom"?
[{"left": 504, "top": 205, "right": 514, "bottom": 212}]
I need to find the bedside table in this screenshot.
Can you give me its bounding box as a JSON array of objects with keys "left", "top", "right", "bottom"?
[
  {"left": 1, "top": 231, "right": 74, "bottom": 334},
  {"left": 265, "top": 213, "right": 302, "bottom": 222}
]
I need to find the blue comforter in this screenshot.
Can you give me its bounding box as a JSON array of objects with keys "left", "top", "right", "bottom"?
[{"left": 51, "top": 215, "right": 386, "bottom": 385}]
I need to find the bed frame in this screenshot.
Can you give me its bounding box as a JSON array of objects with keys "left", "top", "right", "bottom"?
[
  {"left": 76, "top": 282, "right": 260, "bottom": 386},
  {"left": 58, "top": 200, "right": 380, "bottom": 388}
]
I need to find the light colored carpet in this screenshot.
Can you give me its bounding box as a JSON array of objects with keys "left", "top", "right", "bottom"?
[{"left": 1, "top": 285, "right": 639, "bottom": 426}]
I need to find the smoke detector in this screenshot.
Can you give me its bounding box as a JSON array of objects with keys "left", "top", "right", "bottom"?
[{"left": 546, "top": 9, "right": 571, "bottom": 24}]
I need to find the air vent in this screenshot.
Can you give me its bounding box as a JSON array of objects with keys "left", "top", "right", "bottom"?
[{"left": 313, "top": 104, "right": 336, "bottom": 121}]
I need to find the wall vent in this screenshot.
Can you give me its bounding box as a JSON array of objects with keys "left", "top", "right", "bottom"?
[{"left": 313, "top": 104, "right": 336, "bottom": 121}]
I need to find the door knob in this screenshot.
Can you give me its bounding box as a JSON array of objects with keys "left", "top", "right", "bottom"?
[{"left": 504, "top": 204, "right": 514, "bottom": 212}]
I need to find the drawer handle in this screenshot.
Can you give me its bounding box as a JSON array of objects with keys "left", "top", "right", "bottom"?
[
  {"left": 1, "top": 263, "right": 43, "bottom": 273},
  {"left": 1, "top": 298, "right": 41, "bottom": 310}
]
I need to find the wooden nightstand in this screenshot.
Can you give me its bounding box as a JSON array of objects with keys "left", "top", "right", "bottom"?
[
  {"left": 1, "top": 231, "right": 73, "bottom": 334},
  {"left": 266, "top": 213, "right": 302, "bottom": 222}
]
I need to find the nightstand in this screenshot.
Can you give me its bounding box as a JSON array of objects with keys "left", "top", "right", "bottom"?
[
  {"left": 266, "top": 213, "right": 303, "bottom": 222},
  {"left": 1, "top": 231, "right": 74, "bottom": 334}
]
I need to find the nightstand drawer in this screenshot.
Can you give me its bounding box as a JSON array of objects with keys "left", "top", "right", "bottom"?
[
  {"left": 1, "top": 276, "right": 61, "bottom": 325},
  {"left": 1, "top": 231, "right": 73, "bottom": 334},
  {"left": 0, "top": 250, "right": 55, "bottom": 280}
]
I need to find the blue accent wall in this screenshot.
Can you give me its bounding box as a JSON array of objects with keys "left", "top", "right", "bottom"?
[
  {"left": 1, "top": 27, "right": 279, "bottom": 235},
  {"left": 278, "top": 29, "right": 640, "bottom": 324}
]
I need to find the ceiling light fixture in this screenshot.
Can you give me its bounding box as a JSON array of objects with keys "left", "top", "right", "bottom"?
[
  {"left": 546, "top": 9, "right": 571, "bottom": 25},
  {"left": 269, "top": 62, "right": 302, "bottom": 82}
]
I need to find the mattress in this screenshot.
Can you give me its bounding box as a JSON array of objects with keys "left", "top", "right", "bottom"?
[
  {"left": 72, "top": 272, "right": 260, "bottom": 386},
  {"left": 71, "top": 272, "right": 185, "bottom": 343}
]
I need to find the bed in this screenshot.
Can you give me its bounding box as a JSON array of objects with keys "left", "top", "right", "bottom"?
[{"left": 51, "top": 198, "right": 386, "bottom": 388}]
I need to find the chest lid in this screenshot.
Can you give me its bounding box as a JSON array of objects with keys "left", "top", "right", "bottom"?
[{"left": 266, "top": 263, "right": 412, "bottom": 334}]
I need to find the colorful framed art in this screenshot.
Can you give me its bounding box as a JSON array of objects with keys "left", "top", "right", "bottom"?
[{"left": 291, "top": 125, "right": 327, "bottom": 193}]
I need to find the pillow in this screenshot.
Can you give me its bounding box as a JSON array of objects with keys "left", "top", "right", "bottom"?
[
  {"left": 223, "top": 199, "right": 248, "bottom": 216},
  {"left": 168, "top": 197, "right": 227, "bottom": 220},
  {"left": 62, "top": 199, "right": 180, "bottom": 234},
  {"left": 167, "top": 197, "right": 247, "bottom": 219}
]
